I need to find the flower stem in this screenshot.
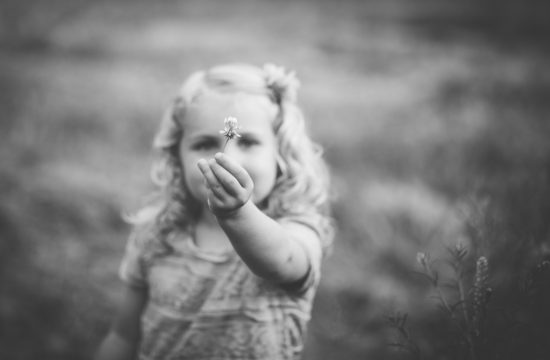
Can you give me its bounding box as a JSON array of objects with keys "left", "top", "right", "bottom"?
[
  {"left": 458, "top": 274, "right": 476, "bottom": 360},
  {"left": 222, "top": 138, "right": 230, "bottom": 152}
]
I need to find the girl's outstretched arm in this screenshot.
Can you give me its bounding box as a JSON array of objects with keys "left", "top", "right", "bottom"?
[
  {"left": 198, "top": 153, "right": 321, "bottom": 286},
  {"left": 219, "top": 201, "right": 320, "bottom": 285},
  {"left": 94, "top": 284, "right": 147, "bottom": 360}
]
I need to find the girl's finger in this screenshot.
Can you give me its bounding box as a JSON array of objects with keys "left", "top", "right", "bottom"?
[
  {"left": 214, "top": 153, "right": 253, "bottom": 189},
  {"left": 209, "top": 160, "right": 242, "bottom": 196},
  {"left": 197, "top": 159, "right": 227, "bottom": 199},
  {"left": 207, "top": 191, "right": 227, "bottom": 209}
]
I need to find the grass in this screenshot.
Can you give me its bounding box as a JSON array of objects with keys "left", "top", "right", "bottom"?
[{"left": 1, "top": 0, "right": 550, "bottom": 359}]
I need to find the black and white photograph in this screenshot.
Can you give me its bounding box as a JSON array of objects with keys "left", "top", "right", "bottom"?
[{"left": 1, "top": 1, "right": 549, "bottom": 359}]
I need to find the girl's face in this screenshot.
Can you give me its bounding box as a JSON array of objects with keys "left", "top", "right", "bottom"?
[{"left": 179, "top": 91, "right": 279, "bottom": 208}]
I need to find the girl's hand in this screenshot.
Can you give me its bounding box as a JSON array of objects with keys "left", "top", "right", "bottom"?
[{"left": 197, "top": 152, "right": 254, "bottom": 217}]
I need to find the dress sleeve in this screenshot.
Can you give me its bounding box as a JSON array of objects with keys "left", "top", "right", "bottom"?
[{"left": 118, "top": 228, "right": 149, "bottom": 288}]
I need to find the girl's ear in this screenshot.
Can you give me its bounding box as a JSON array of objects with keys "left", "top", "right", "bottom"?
[{"left": 153, "top": 98, "right": 184, "bottom": 149}]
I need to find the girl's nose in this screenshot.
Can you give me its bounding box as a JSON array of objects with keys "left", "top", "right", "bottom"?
[{"left": 223, "top": 142, "right": 244, "bottom": 164}]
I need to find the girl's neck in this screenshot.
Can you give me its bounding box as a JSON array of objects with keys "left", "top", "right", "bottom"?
[
  {"left": 198, "top": 206, "right": 219, "bottom": 227},
  {"left": 193, "top": 207, "right": 233, "bottom": 252}
]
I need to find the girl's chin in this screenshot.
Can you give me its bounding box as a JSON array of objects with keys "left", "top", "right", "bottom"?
[{"left": 185, "top": 191, "right": 208, "bottom": 208}]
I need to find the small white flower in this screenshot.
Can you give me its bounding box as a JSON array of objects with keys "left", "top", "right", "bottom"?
[{"left": 219, "top": 116, "right": 241, "bottom": 140}]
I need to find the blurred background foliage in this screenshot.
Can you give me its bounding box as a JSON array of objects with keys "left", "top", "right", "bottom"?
[{"left": 1, "top": 0, "right": 549, "bottom": 359}]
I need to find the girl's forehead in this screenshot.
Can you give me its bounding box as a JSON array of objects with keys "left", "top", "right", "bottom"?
[{"left": 185, "top": 92, "right": 276, "bottom": 133}]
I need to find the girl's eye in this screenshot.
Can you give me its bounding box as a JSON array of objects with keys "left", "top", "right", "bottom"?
[
  {"left": 239, "top": 137, "right": 260, "bottom": 148},
  {"left": 192, "top": 140, "right": 218, "bottom": 151}
]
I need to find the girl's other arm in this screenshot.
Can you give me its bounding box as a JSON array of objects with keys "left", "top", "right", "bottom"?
[{"left": 94, "top": 284, "right": 148, "bottom": 360}]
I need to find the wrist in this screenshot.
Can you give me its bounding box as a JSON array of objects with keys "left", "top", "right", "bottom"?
[{"left": 213, "top": 199, "right": 254, "bottom": 221}]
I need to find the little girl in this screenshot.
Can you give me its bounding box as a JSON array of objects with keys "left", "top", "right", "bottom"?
[{"left": 95, "top": 63, "right": 333, "bottom": 360}]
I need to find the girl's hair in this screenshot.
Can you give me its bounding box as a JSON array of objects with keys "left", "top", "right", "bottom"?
[{"left": 128, "top": 63, "right": 333, "bottom": 255}]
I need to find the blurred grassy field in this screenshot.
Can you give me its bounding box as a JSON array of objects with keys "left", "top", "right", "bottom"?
[{"left": 1, "top": 0, "right": 550, "bottom": 359}]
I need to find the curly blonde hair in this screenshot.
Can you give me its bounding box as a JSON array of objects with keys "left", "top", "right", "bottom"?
[{"left": 130, "top": 63, "right": 333, "bottom": 254}]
